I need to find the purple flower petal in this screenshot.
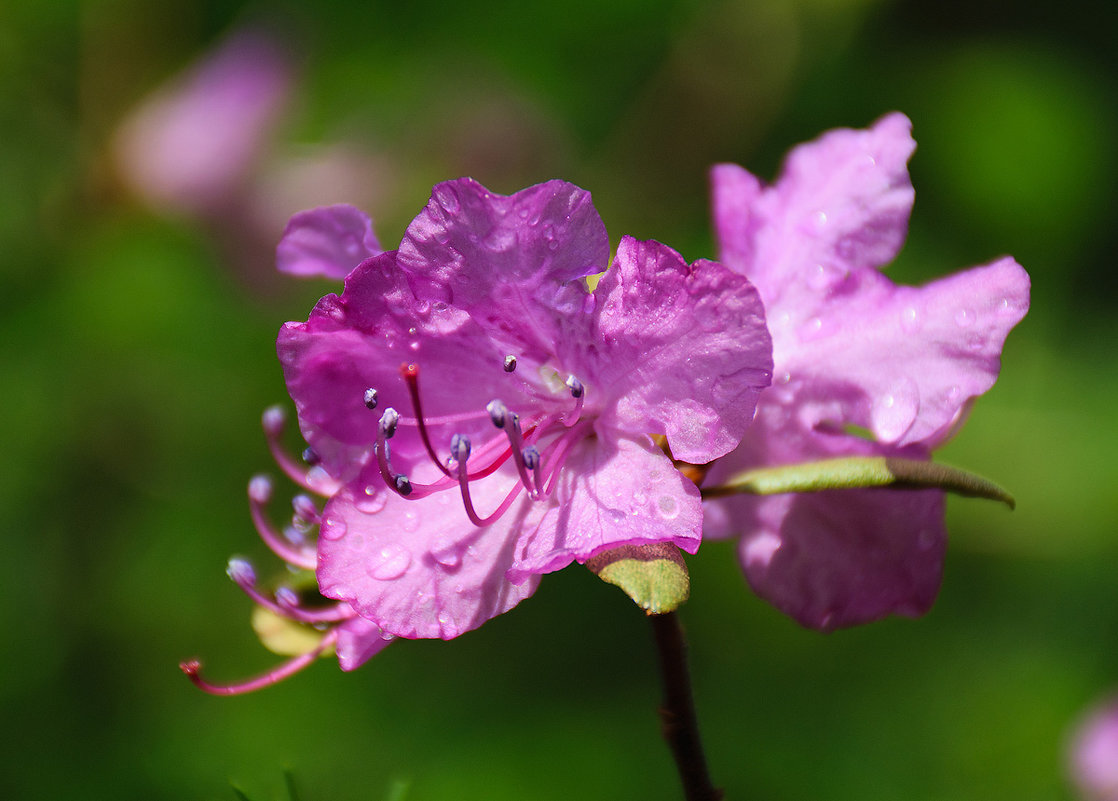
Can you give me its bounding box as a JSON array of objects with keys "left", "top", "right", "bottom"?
[
  {"left": 587, "top": 236, "right": 772, "bottom": 463},
  {"left": 277, "top": 251, "right": 529, "bottom": 480},
  {"left": 317, "top": 478, "right": 541, "bottom": 640},
  {"left": 704, "top": 403, "right": 944, "bottom": 630},
  {"left": 397, "top": 178, "right": 609, "bottom": 358},
  {"left": 114, "top": 29, "right": 292, "bottom": 213},
  {"left": 276, "top": 204, "right": 382, "bottom": 280},
  {"left": 776, "top": 256, "right": 1030, "bottom": 447},
  {"left": 507, "top": 435, "right": 702, "bottom": 583},
  {"left": 334, "top": 615, "right": 392, "bottom": 671},
  {"left": 706, "top": 114, "right": 1029, "bottom": 629},
  {"left": 712, "top": 112, "right": 915, "bottom": 312}
]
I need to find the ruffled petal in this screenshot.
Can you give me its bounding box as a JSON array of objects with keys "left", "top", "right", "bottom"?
[
  {"left": 276, "top": 204, "right": 381, "bottom": 280},
  {"left": 278, "top": 251, "right": 534, "bottom": 480},
  {"left": 703, "top": 401, "right": 944, "bottom": 630},
  {"left": 317, "top": 476, "right": 542, "bottom": 640},
  {"left": 397, "top": 178, "right": 608, "bottom": 360},
  {"left": 586, "top": 237, "right": 772, "bottom": 463},
  {"left": 507, "top": 435, "right": 702, "bottom": 583},
  {"left": 713, "top": 113, "right": 915, "bottom": 309},
  {"left": 334, "top": 615, "right": 392, "bottom": 671},
  {"left": 777, "top": 257, "right": 1030, "bottom": 447}
]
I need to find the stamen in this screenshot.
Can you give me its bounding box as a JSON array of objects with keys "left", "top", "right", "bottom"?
[
  {"left": 487, "top": 399, "right": 508, "bottom": 429},
  {"left": 301, "top": 447, "right": 321, "bottom": 465},
  {"left": 450, "top": 434, "right": 472, "bottom": 465},
  {"left": 363, "top": 387, "right": 379, "bottom": 410},
  {"left": 180, "top": 629, "right": 338, "bottom": 696},
  {"left": 379, "top": 407, "right": 400, "bottom": 439},
  {"left": 394, "top": 474, "right": 413, "bottom": 496},
  {"left": 537, "top": 419, "right": 594, "bottom": 499},
  {"left": 454, "top": 454, "right": 528, "bottom": 527},
  {"left": 226, "top": 557, "right": 256, "bottom": 587},
  {"left": 247, "top": 476, "right": 317, "bottom": 570},
  {"left": 274, "top": 586, "right": 356, "bottom": 624},
  {"left": 399, "top": 363, "right": 456, "bottom": 479},
  {"left": 503, "top": 355, "right": 518, "bottom": 372},
  {"left": 291, "top": 494, "right": 320, "bottom": 525},
  {"left": 563, "top": 376, "right": 585, "bottom": 427},
  {"left": 261, "top": 405, "right": 341, "bottom": 496},
  {"left": 522, "top": 445, "right": 543, "bottom": 496},
  {"left": 500, "top": 412, "right": 538, "bottom": 497}
]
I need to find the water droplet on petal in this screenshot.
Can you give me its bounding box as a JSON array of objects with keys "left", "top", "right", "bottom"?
[
  {"left": 997, "top": 297, "right": 1015, "bottom": 316},
  {"left": 320, "top": 517, "right": 347, "bottom": 541},
  {"left": 954, "top": 308, "right": 976, "bottom": 327},
  {"left": 872, "top": 381, "right": 919, "bottom": 441},
  {"left": 403, "top": 510, "right": 420, "bottom": 533},
  {"left": 367, "top": 544, "right": 411, "bottom": 580},
  {"left": 355, "top": 486, "right": 387, "bottom": 514},
  {"left": 811, "top": 210, "right": 828, "bottom": 228},
  {"left": 900, "top": 306, "right": 919, "bottom": 332},
  {"left": 797, "top": 316, "right": 835, "bottom": 343},
  {"left": 808, "top": 262, "right": 845, "bottom": 290},
  {"left": 656, "top": 495, "right": 680, "bottom": 520}
]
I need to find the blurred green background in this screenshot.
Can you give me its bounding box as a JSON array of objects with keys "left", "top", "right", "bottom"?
[{"left": 2, "top": 1, "right": 1115, "bottom": 799}]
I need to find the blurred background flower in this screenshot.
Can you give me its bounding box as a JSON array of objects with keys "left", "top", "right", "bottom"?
[{"left": 1, "top": 0, "right": 1114, "bottom": 799}]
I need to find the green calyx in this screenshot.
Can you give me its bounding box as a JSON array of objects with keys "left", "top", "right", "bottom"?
[{"left": 586, "top": 541, "right": 690, "bottom": 615}]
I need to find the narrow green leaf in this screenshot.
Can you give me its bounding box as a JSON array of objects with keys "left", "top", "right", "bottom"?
[
  {"left": 585, "top": 542, "right": 690, "bottom": 614},
  {"left": 702, "top": 456, "right": 1015, "bottom": 508}
]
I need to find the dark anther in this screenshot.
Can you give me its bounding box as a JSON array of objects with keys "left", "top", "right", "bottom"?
[{"left": 363, "top": 387, "right": 379, "bottom": 410}]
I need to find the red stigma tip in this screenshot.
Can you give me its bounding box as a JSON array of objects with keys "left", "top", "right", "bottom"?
[
  {"left": 401, "top": 363, "right": 419, "bottom": 378},
  {"left": 180, "top": 659, "right": 201, "bottom": 675}
]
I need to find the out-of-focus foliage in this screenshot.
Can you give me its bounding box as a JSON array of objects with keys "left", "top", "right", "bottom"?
[{"left": 1, "top": 1, "right": 1114, "bottom": 799}]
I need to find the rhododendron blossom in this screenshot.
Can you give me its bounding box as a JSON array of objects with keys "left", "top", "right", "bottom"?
[
  {"left": 703, "top": 113, "right": 1030, "bottom": 630},
  {"left": 277, "top": 178, "right": 773, "bottom": 639}
]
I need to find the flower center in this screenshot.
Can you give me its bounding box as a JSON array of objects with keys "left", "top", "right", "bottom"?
[{"left": 369, "top": 358, "right": 590, "bottom": 526}]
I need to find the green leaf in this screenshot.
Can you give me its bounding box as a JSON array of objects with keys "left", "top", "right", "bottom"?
[
  {"left": 702, "top": 456, "right": 1015, "bottom": 508},
  {"left": 585, "top": 542, "right": 690, "bottom": 614}
]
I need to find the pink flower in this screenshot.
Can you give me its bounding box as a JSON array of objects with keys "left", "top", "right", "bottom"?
[
  {"left": 703, "top": 113, "right": 1030, "bottom": 630},
  {"left": 1070, "top": 695, "right": 1118, "bottom": 800},
  {"left": 114, "top": 29, "right": 292, "bottom": 215},
  {"left": 277, "top": 178, "right": 773, "bottom": 639}
]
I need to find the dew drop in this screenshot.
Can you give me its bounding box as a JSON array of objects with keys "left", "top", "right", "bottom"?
[
  {"left": 403, "top": 510, "right": 420, "bottom": 533},
  {"left": 808, "top": 263, "right": 844, "bottom": 290},
  {"left": 355, "top": 486, "right": 387, "bottom": 514},
  {"left": 367, "top": 544, "right": 412, "bottom": 580},
  {"left": 900, "top": 306, "right": 919, "bottom": 332},
  {"left": 656, "top": 495, "right": 680, "bottom": 520},
  {"left": 797, "top": 316, "right": 832, "bottom": 343},
  {"left": 871, "top": 381, "right": 918, "bottom": 441},
  {"left": 320, "top": 517, "right": 347, "bottom": 540},
  {"left": 997, "top": 297, "right": 1015, "bottom": 316},
  {"left": 954, "top": 308, "right": 976, "bottom": 328},
  {"left": 811, "top": 210, "right": 828, "bottom": 228}
]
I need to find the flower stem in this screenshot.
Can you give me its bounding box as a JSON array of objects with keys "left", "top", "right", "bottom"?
[{"left": 651, "top": 611, "right": 723, "bottom": 801}]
